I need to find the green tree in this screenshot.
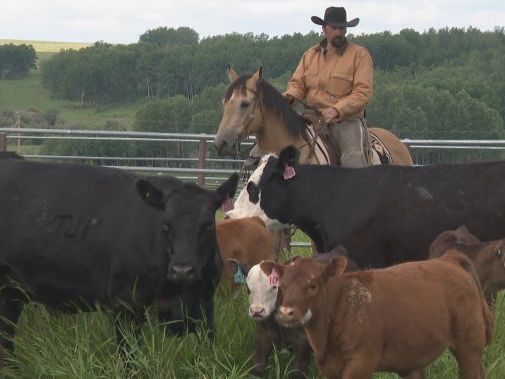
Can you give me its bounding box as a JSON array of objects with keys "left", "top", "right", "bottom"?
[{"left": 0, "top": 44, "right": 36, "bottom": 78}]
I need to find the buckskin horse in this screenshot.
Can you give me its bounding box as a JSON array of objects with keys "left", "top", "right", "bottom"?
[{"left": 214, "top": 66, "right": 413, "bottom": 166}]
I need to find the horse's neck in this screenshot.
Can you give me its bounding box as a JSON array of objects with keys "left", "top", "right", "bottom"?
[{"left": 256, "top": 111, "right": 320, "bottom": 164}]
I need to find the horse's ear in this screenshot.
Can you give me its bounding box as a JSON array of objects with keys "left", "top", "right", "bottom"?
[
  {"left": 250, "top": 67, "right": 263, "bottom": 87},
  {"left": 227, "top": 64, "right": 239, "bottom": 83}
]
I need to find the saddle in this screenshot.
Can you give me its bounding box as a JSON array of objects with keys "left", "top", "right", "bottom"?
[{"left": 300, "top": 110, "right": 392, "bottom": 166}]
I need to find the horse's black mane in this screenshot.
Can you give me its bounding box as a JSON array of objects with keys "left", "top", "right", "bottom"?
[{"left": 224, "top": 74, "right": 307, "bottom": 138}]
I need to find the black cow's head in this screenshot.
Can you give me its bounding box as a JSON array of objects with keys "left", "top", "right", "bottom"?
[
  {"left": 136, "top": 173, "right": 239, "bottom": 283},
  {"left": 247, "top": 146, "right": 299, "bottom": 225}
]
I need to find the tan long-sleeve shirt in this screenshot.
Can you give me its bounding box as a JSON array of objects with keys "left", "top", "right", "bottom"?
[{"left": 284, "top": 40, "right": 373, "bottom": 121}]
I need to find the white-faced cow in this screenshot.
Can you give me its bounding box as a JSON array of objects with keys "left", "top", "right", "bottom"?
[
  {"left": 225, "top": 154, "right": 283, "bottom": 231},
  {"left": 246, "top": 146, "right": 505, "bottom": 268},
  {"left": 0, "top": 157, "right": 238, "bottom": 359},
  {"left": 232, "top": 248, "right": 358, "bottom": 378}
]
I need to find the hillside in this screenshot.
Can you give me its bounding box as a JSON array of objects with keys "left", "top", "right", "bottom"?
[{"left": 0, "top": 38, "right": 93, "bottom": 63}]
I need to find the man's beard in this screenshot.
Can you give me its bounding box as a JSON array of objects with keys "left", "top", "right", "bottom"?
[
  {"left": 331, "top": 36, "right": 348, "bottom": 55},
  {"left": 331, "top": 36, "right": 347, "bottom": 48}
]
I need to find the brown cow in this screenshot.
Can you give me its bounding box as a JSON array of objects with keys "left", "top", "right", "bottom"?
[
  {"left": 263, "top": 253, "right": 493, "bottom": 379},
  {"left": 237, "top": 247, "right": 358, "bottom": 378},
  {"left": 430, "top": 225, "right": 505, "bottom": 306},
  {"left": 216, "top": 216, "right": 275, "bottom": 294}
]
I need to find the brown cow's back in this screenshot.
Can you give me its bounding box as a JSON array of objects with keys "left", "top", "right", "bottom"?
[
  {"left": 216, "top": 217, "right": 274, "bottom": 292},
  {"left": 430, "top": 226, "right": 505, "bottom": 307},
  {"left": 363, "top": 253, "right": 493, "bottom": 355},
  {"left": 276, "top": 253, "right": 493, "bottom": 378}
]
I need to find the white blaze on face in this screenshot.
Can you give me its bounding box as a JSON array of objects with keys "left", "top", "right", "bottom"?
[
  {"left": 246, "top": 263, "right": 280, "bottom": 320},
  {"left": 226, "top": 154, "right": 285, "bottom": 231}
]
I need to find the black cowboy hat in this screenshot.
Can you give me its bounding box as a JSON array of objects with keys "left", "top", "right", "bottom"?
[{"left": 311, "top": 7, "right": 359, "bottom": 28}]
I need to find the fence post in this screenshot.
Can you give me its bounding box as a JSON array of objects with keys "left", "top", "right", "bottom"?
[
  {"left": 0, "top": 133, "right": 6, "bottom": 152},
  {"left": 197, "top": 137, "right": 207, "bottom": 187}
]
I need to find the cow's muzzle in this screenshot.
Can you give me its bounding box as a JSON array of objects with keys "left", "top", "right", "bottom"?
[{"left": 168, "top": 264, "right": 198, "bottom": 282}]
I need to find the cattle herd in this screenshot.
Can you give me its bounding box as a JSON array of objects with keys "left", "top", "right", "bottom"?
[{"left": 0, "top": 148, "right": 504, "bottom": 378}]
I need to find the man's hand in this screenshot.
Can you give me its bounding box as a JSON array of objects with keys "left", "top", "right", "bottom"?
[
  {"left": 321, "top": 107, "right": 339, "bottom": 123},
  {"left": 282, "top": 93, "right": 295, "bottom": 105}
]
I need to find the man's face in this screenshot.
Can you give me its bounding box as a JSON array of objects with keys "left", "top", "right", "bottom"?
[{"left": 323, "top": 25, "right": 347, "bottom": 48}]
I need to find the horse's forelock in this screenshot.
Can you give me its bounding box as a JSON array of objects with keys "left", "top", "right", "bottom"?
[{"left": 224, "top": 75, "right": 251, "bottom": 102}]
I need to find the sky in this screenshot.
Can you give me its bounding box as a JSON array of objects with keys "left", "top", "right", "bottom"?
[{"left": 1, "top": 0, "right": 504, "bottom": 44}]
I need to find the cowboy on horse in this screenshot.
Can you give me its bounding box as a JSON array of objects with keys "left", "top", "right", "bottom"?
[{"left": 283, "top": 6, "right": 374, "bottom": 168}]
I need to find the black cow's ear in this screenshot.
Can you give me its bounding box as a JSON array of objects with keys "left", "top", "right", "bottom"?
[
  {"left": 136, "top": 179, "right": 167, "bottom": 210},
  {"left": 215, "top": 173, "right": 239, "bottom": 207},
  {"left": 278, "top": 146, "right": 299, "bottom": 170},
  {"left": 247, "top": 181, "right": 260, "bottom": 204}
]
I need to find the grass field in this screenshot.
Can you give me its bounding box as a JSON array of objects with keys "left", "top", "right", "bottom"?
[
  {"left": 0, "top": 39, "right": 92, "bottom": 52},
  {"left": 0, "top": 39, "right": 92, "bottom": 65},
  {"left": 0, "top": 71, "right": 138, "bottom": 130},
  {"left": 0, "top": 39, "right": 137, "bottom": 131},
  {"left": 0, "top": 236, "right": 503, "bottom": 378}
]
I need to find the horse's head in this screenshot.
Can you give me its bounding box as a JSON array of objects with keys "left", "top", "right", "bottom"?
[{"left": 215, "top": 66, "right": 264, "bottom": 156}]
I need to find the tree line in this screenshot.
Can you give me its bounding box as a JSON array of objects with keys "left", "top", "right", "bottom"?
[{"left": 0, "top": 44, "right": 36, "bottom": 79}]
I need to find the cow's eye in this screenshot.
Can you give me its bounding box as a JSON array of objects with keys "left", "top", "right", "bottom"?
[
  {"left": 162, "top": 224, "right": 172, "bottom": 234},
  {"left": 240, "top": 100, "right": 250, "bottom": 108},
  {"left": 496, "top": 249, "right": 503, "bottom": 258},
  {"left": 308, "top": 283, "right": 317, "bottom": 291}
]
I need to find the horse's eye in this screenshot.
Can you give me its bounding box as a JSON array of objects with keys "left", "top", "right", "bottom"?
[
  {"left": 240, "top": 100, "right": 250, "bottom": 108},
  {"left": 496, "top": 249, "right": 503, "bottom": 258}
]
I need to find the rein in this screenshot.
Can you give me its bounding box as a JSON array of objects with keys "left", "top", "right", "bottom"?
[
  {"left": 291, "top": 102, "right": 330, "bottom": 160},
  {"left": 234, "top": 86, "right": 265, "bottom": 159}
]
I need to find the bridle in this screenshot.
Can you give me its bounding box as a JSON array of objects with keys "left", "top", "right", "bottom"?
[{"left": 233, "top": 85, "right": 266, "bottom": 159}]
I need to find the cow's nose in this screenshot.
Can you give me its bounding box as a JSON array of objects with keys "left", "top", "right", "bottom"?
[
  {"left": 278, "top": 306, "right": 296, "bottom": 323},
  {"left": 249, "top": 306, "right": 266, "bottom": 319},
  {"left": 169, "top": 265, "right": 196, "bottom": 281}
]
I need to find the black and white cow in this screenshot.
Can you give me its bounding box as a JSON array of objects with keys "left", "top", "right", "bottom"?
[
  {"left": 0, "top": 157, "right": 238, "bottom": 357},
  {"left": 246, "top": 145, "right": 505, "bottom": 268}
]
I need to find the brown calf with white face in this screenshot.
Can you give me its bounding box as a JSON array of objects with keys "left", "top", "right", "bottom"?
[
  {"left": 429, "top": 225, "right": 505, "bottom": 306},
  {"left": 264, "top": 253, "right": 493, "bottom": 379}
]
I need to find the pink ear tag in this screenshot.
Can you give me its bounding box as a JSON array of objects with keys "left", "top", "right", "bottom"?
[
  {"left": 269, "top": 268, "right": 280, "bottom": 286},
  {"left": 283, "top": 164, "right": 296, "bottom": 180},
  {"left": 220, "top": 197, "right": 235, "bottom": 212}
]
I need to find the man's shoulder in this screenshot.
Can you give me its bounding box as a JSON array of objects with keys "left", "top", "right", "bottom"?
[
  {"left": 305, "top": 42, "right": 324, "bottom": 55},
  {"left": 347, "top": 42, "right": 371, "bottom": 56}
]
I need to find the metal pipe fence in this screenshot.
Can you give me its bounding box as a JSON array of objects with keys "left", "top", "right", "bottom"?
[{"left": 3, "top": 128, "right": 505, "bottom": 185}]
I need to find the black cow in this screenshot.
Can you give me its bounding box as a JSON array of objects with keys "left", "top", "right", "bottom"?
[
  {"left": 0, "top": 158, "right": 238, "bottom": 357},
  {"left": 247, "top": 146, "right": 505, "bottom": 269},
  {"left": 0, "top": 151, "right": 24, "bottom": 160}
]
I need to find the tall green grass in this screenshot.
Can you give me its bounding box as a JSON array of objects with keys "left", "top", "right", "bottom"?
[{"left": 0, "top": 240, "right": 503, "bottom": 378}]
